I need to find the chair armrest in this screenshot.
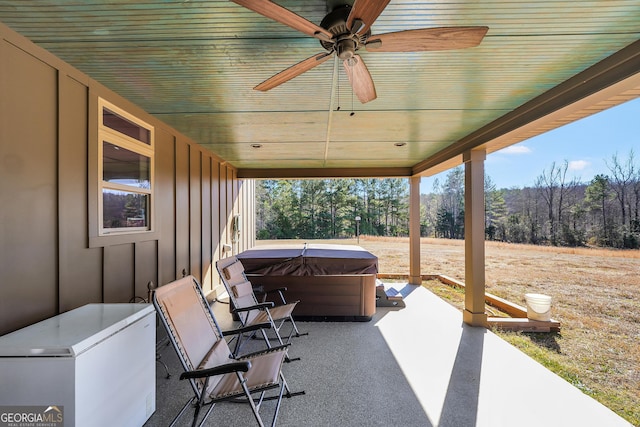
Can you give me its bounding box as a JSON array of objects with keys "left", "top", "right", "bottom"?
[
  {"left": 179, "top": 361, "right": 251, "bottom": 380},
  {"left": 222, "top": 322, "right": 272, "bottom": 337},
  {"left": 265, "top": 287, "right": 289, "bottom": 304},
  {"left": 232, "top": 302, "right": 274, "bottom": 313}
]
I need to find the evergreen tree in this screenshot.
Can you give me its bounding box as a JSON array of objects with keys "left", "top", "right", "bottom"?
[
  {"left": 585, "top": 174, "right": 612, "bottom": 245},
  {"left": 485, "top": 175, "right": 507, "bottom": 240}
]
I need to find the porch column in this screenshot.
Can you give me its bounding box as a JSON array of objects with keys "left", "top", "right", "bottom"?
[
  {"left": 409, "top": 176, "right": 421, "bottom": 285},
  {"left": 463, "top": 149, "right": 488, "bottom": 326}
]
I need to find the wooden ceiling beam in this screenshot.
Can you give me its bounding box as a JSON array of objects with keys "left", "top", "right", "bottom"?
[{"left": 237, "top": 167, "right": 412, "bottom": 179}]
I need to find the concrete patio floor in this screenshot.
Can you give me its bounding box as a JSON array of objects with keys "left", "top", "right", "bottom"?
[
  {"left": 146, "top": 283, "right": 631, "bottom": 426},
  {"left": 367, "top": 284, "right": 631, "bottom": 427}
]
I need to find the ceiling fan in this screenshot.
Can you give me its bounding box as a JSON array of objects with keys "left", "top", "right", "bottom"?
[{"left": 232, "top": 0, "right": 489, "bottom": 104}]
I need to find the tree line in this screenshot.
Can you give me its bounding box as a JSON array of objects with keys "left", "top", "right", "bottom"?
[
  {"left": 256, "top": 178, "right": 409, "bottom": 240},
  {"left": 255, "top": 150, "right": 639, "bottom": 249}
]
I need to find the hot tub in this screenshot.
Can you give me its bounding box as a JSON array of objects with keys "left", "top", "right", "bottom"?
[{"left": 236, "top": 243, "right": 378, "bottom": 321}]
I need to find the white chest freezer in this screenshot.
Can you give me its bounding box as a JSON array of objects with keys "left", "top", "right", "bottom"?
[{"left": 0, "top": 303, "right": 156, "bottom": 427}]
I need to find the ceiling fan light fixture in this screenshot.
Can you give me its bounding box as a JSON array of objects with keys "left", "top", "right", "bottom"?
[
  {"left": 336, "top": 38, "right": 357, "bottom": 60},
  {"left": 346, "top": 56, "right": 358, "bottom": 67}
]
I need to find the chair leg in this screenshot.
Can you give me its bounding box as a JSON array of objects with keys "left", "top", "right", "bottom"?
[
  {"left": 266, "top": 313, "right": 285, "bottom": 347},
  {"left": 288, "top": 316, "right": 308, "bottom": 338},
  {"left": 196, "top": 403, "right": 216, "bottom": 427},
  {"left": 279, "top": 371, "right": 291, "bottom": 396},
  {"left": 269, "top": 379, "right": 287, "bottom": 427},
  {"left": 192, "top": 378, "right": 216, "bottom": 427},
  {"left": 278, "top": 318, "right": 308, "bottom": 345},
  {"left": 283, "top": 320, "right": 295, "bottom": 343},
  {"left": 191, "top": 403, "right": 201, "bottom": 427},
  {"left": 231, "top": 331, "right": 252, "bottom": 357},
  {"left": 240, "top": 378, "right": 266, "bottom": 427},
  {"left": 276, "top": 320, "right": 302, "bottom": 363},
  {"left": 169, "top": 398, "right": 195, "bottom": 427},
  {"left": 260, "top": 327, "right": 274, "bottom": 349}
]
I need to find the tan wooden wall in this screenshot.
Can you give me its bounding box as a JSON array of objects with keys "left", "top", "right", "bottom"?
[{"left": 0, "top": 23, "right": 255, "bottom": 335}]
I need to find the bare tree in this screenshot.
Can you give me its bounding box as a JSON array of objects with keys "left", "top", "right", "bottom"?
[
  {"left": 535, "top": 161, "right": 561, "bottom": 244},
  {"left": 606, "top": 150, "right": 638, "bottom": 246},
  {"left": 557, "top": 161, "right": 583, "bottom": 245},
  {"left": 631, "top": 160, "right": 640, "bottom": 233},
  {"left": 534, "top": 160, "right": 582, "bottom": 245}
]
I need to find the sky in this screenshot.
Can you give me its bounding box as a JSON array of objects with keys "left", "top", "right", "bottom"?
[{"left": 420, "top": 96, "right": 639, "bottom": 193}]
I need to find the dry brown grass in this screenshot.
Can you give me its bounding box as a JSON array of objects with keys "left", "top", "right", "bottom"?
[{"left": 257, "top": 236, "right": 640, "bottom": 425}]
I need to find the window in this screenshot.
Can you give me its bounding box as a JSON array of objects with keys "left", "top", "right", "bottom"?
[{"left": 98, "top": 98, "right": 154, "bottom": 235}]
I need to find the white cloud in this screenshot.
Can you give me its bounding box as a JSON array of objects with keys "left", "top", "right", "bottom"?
[
  {"left": 501, "top": 145, "right": 532, "bottom": 154},
  {"left": 568, "top": 160, "right": 590, "bottom": 171}
]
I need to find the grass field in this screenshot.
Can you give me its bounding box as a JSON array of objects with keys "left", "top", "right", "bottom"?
[{"left": 256, "top": 237, "right": 640, "bottom": 425}]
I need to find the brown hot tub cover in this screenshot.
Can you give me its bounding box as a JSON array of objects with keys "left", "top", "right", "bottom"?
[{"left": 236, "top": 243, "right": 378, "bottom": 276}]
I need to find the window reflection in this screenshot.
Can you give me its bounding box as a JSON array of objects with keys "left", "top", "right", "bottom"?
[
  {"left": 103, "top": 108, "right": 151, "bottom": 144},
  {"left": 102, "top": 189, "right": 149, "bottom": 230},
  {"left": 102, "top": 142, "right": 150, "bottom": 188}
]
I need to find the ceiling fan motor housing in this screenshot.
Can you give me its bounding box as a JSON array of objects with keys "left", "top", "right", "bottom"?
[{"left": 319, "top": 4, "right": 370, "bottom": 58}]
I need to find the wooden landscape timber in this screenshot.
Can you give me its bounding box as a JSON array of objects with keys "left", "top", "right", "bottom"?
[{"left": 377, "top": 272, "right": 561, "bottom": 332}]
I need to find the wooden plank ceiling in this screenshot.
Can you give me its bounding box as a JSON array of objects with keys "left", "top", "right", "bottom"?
[{"left": 1, "top": 1, "right": 639, "bottom": 178}]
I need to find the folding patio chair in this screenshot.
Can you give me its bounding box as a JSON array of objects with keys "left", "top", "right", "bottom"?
[
  {"left": 216, "top": 256, "right": 305, "bottom": 353},
  {"left": 153, "top": 275, "right": 300, "bottom": 427}
]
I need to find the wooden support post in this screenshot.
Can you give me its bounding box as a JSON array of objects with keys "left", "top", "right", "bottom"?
[
  {"left": 463, "top": 149, "right": 488, "bottom": 327},
  {"left": 409, "top": 176, "right": 422, "bottom": 285}
]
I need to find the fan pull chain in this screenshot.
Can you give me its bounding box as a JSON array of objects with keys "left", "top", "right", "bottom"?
[
  {"left": 336, "top": 59, "right": 341, "bottom": 111},
  {"left": 350, "top": 86, "right": 355, "bottom": 116}
]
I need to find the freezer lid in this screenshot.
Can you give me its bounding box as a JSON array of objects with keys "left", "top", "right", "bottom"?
[{"left": 0, "top": 303, "right": 154, "bottom": 357}]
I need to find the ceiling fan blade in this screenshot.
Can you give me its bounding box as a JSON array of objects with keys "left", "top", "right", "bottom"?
[
  {"left": 232, "top": 0, "right": 334, "bottom": 41},
  {"left": 365, "top": 26, "right": 489, "bottom": 52},
  {"left": 346, "top": 0, "right": 391, "bottom": 35},
  {"left": 254, "top": 53, "right": 333, "bottom": 91},
  {"left": 343, "top": 55, "right": 377, "bottom": 104}
]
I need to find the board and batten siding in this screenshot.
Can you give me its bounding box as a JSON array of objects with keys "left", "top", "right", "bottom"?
[{"left": 0, "top": 22, "right": 255, "bottom": 335}]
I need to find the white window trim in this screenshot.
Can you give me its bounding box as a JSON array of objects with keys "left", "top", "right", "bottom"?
[{"left": 97, "top": 97, "right": 155, "bottom": 236}]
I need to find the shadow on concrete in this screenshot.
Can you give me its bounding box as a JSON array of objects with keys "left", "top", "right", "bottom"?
[{"left": 439, "top": 324, "right": 486, "bottom": 427}]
